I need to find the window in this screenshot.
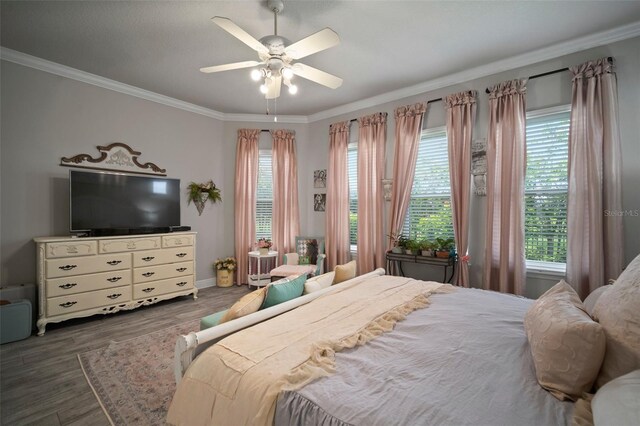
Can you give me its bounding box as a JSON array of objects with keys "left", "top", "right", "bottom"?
[
  {"left": 347, "top": 142, "right": 358, "bottom": 246},
  {"left": 402, "top": 127, "right": 454, "bottom": 241},
  {"left": 256, "top": 150, "right": 273, "bottom": 240},
  {"left": 525, "top": 106, "right": 570, "bottom": 264}
]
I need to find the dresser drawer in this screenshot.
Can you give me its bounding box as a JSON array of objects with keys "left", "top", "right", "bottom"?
[
  {"left": 134, "top": 261, "right": 193, "bottom": 283},
  {"left": 162, "top": 234, "right": 194, "bottom": 248},
  {"left": 45, "top": 241, "right": 97, "bottom": 258},
  {"left": 133, "top": 275, "right": 194, "bottom": 299},
  {"left": 46, "top": 253, "right": 131, "bottom": 279},
  {"left": 46, "top": 270, "right": 132, "bottom": 298},
  {"left": 99, "top": 237, "right": 162, "bottom": 253},
  {"left": 132, "top": 247, "right": 194, "bottom": 267},
  {"left": 47, "top": 285, "right": 131, "bottom": 317}
]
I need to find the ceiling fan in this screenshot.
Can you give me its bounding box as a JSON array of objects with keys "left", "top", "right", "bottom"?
[{"left": 200, "top": 0, "right": 343, "bottom": 99}]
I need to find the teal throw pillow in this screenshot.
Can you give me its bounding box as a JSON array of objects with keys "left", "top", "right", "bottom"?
[
  {"left": 261, "top": 274, "right": 307, "bottom": 309},
  {"left": 199, "top": 309, "right": 228, "bottom": 330}
]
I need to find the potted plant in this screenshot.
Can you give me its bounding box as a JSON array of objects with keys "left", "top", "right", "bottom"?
[
  {"left": 405, "top": 239, "right": 420, "bottom": 255},
  {"left": 419, "top": 240, "right": 435, "bottom": 257},
  {"left": 214, "top": 257, "right": 237, "bottom": 287},
  {"left": 257, "top": 238, "right": 272, "bottom": 255},
  {"left": 187, "top": 180, "right": 222, "bottom": 216},
  {"left": 435, "top": 237, "right": 455, "bottom": 258},
  {"left": 395, "top": 235, "right": 410, "bottom": 254}
]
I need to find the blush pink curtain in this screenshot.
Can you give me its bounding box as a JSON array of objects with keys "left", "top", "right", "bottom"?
[
  {"left": 388, "top": 103, "right": 427, "bottom": 249},
  {"left": 567, "top": 57, "right": 624, "bottom": 298},
  {"left": 234, "top": 129, "right": 260, "bottom": 285},
  {"left": 357, "top": 112, "right": 387, "bottom": 274},
  {"left": 484, "top": 80, "right": 527, "bottom": 295},
  {"left": 326, "top": 121, "right": 351, "bottom": 271},
  {"left": 445, "top": 91, "right": 477, "bottom": 287},
  {"left": 271, "top": 130, "right": 300, "bottom": 264}
]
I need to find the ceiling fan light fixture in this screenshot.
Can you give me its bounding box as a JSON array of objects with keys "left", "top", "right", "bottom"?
[
  {"left": 288, "top": 84, "right": 298, "bottom": 95},
  {"left": 281, "top": 67, "right": 294, "bottom": 80},
  {"left": 250, "top": 69, "right": 263, "bottom": 81},
  {"left": 259, "top": 84, "right": 268, "bottom": 94}
]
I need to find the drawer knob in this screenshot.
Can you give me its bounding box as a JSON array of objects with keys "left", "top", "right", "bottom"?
[
  {"left": 176, "top": 267, "right": 187, "bottom": 272},
  {"left": 59, "top": 301, "right": 77, "bottom": 308},
  {"left": 107, "top": 293, "right": 122, "bottom": 300},
  {"left": 58, "top": 265, "right": 77, "bottom": 271},
  {"left": 107, "top": 277, "right": 122, "bottom": 283},
  {"left": 176, "top": 281, "right": 188, "bottom": 287},
  {"left": 142, "top": 256, "right": 155, "bottom": 262},
  {"left": 176, "top": 253, "right": 187, "bottom": 258},
  {"left": 107, "top": 260, "right": 122, "bottom": 266},
  {"left": 142, "top": 272, "right": 155, "bottom": 277},
  {"left": 142, "top": 287, "right": 155, "bottom": 293},
  {"left": 59, "top": 283, "right": 77, "bottom": 289}
]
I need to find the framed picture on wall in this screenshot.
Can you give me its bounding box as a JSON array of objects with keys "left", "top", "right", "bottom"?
[
  {"left": 313, "top": 169, "right": 327, "bottom": 188},
  {"left": 314, "top": 193, "right": 326, "bottom": 212}
]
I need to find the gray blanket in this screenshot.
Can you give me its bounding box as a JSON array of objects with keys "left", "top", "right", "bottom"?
[{"left": 275, "top": 287, "right": 573, "bottom": 426}]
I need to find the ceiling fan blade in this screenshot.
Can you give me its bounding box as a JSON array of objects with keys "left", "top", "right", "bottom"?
[
  {"left": 292, "top": 63, "right": 343, "bottom": 89},
  {"left": 284, "top": 28, "right": 340, "bottom": 60},
  {"left": 200, "top": 60, "right": 262, "bottom": 73},
  {"left": 266, "top": 75, "right": 282, "bottom": 99},
  {"left": 211, "top": 16, "right": 269, "bottom": 55}
]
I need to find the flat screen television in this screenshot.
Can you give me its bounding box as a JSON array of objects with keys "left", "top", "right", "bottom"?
[{"left": 70, "top": 170, "right": 181, "bottom": 235}]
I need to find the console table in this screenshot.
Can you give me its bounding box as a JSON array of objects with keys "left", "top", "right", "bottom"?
[
  {"left": 34, "top": 232, "right": 197, "bottom": 335},
  {"left": 386, "top": 251, "right": 456, "bottom": 283}
]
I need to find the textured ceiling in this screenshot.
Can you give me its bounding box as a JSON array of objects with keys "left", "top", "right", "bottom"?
[{"left": 2, "top": 1, "right": 640, "bottom": 116}]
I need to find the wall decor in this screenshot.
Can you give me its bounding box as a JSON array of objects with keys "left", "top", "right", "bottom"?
[
  {"left": 61, "top": 142, "right": 166, "bottom": 176},
  {"left": 314, "top": 193, "right": 326, "bottom": 212},
  {"left": 313, "top": 169, "right": 327, "bottom": 188},
  {"left": 471, "top": 138, "right": 487, "bottom": 196},
  {"left": 382, "top": 178, "right": 393, "bottom": 201},
  {"left": 187, "top": 180, "right": 222, "bottom": 216}
]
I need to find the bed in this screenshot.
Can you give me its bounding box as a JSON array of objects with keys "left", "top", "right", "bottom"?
[{"left": 167, "top": 262, "right": 639, "bottom": 426}]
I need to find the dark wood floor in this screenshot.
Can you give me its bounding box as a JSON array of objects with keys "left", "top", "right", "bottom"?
[{"left": 0, "top": 285, "right": 250, "bottom": 426}]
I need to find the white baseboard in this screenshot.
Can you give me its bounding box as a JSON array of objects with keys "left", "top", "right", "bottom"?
[{"left": 196, "top": 278, "right": 216, "bottom": 289}]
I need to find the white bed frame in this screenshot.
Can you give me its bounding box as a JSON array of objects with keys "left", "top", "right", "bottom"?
[{"left": 174, "top": 268, "right": 386, "bottom": 383}]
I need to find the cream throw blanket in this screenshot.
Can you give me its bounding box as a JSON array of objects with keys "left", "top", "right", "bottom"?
[{"left": 167, "top": 275, "right": 452, "bottom": 425}]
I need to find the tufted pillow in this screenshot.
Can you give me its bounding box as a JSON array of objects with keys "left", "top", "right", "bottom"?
[
  {"left": 333, "top": 260, "right": 357, "bottom": 284},
  {"left": 592, "top": 254, "right": 640, "bottom": 388},
  {"left": 524, "top": 280, "right": 606, "bottom": 401},
  {"left": 220, "top": 287, "right": 267, "bottom": 324},
  {"left": 261, "top": 275, "right": 306, "bottom": 309},
  {"left": 303, "top": 272, "right": 336, "bottom": 294}
]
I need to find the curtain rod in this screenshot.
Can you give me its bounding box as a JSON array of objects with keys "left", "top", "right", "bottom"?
[
  {"left": 345, "top": 97, "right": 443, "bottom": 123},
  {"left": 484, "top": 56, "right": 613, "bottom": 94}
]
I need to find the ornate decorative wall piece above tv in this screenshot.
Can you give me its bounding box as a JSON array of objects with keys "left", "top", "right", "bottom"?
[{"left": 61, "top": 142, "right": 167, "bottom": 176}]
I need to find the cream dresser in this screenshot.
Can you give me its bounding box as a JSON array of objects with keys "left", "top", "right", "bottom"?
[{"left": 34, "top": 232, "right": 197, "bottom": 335}]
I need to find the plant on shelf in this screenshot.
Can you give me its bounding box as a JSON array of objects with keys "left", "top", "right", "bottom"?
[
  {"left": 187, "top": 180, "right": 222, "bottom": 216},
  {"left": 419, "top": 239, "right": 436, "bottom": 257},
  {"left": 396, "top": 235, "right": 410, "bottom": 252},
  {"left": 257, "top": 238, "right": 273, "bottom": 254},
  {"left": 405, "top": 239, "right": 420, "bottom": 255},
  {"left": 435, "top": 237, "right": 456, "bottom": 258},
  {"left": 213, "top": 257, "right": 236, "bottom": 288},
  {"left": 388, "top": 232, "right": 403, "bottom": 253}
]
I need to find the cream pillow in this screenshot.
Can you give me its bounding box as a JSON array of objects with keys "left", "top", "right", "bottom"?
[
  {"left": 583, "top": 285, "right": 610, "bottom": 318},
  {"left": 592, "top": 254, "right": 640, "bottom": 388},
  {"left": 303, "top": 271, "right": 336, "bottom": 294},
  {"left": 592, "top": 369, "right": 640, "bottom": 426},
  {"left": 220, "top": 287, "right": 266, "bottom": 324},
  {"left": 333, "top": 260, "right": 356, "bottom": 284},
  {"left": 524, "top": 280, "right": 606, "bottom": 401}
]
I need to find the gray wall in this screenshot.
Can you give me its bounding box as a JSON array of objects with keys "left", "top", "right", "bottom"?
[
  {"left": 1, "top": 61, "right": 227, "bottom": 285},
  {"left": 302, "top": 36, "right": 640, "bottom": 298}
]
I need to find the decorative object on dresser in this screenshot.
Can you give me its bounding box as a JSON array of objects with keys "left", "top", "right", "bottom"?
[
  {"left": 186, "top": 180, "right": 222, "bottom": 216},
  {"left": 61, "top": 142, "right": 166, "bottom": 176},
  {"left": 34, "top": 232, "right": 197, "bottom": 335},
  {"left": 214, "top": 257, "right": 237, "bottom": 287}
]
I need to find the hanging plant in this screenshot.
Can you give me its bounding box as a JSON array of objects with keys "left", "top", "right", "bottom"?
[{"left": 187, "top": 180, "right": 222, "bottom": 216}]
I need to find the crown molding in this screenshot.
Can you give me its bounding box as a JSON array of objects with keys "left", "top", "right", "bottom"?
[
  {"left": 223, "top": 113, "right": 308, "bottom": 124},
  {"left": 307, "top": 20, "right": 640, "bottom": 122},
  {"left": 0, "top": 47, "right": 226, "bottom": 120}
]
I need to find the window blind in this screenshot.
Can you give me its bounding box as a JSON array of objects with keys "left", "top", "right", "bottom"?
[
  {"left": 347, "top": 143, "right": 358, "bottom": 245},
  {"left": 402, "top": 128, "right": 454, "bottom": 241},
  {"left": 256, "top": 150, "right": 273, "bottom": 240},
  {"left": 525, "top": 108, "right": 570, "bottom": 263}
]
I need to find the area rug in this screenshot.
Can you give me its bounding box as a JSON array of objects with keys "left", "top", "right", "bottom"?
[{"left": 78, "top": 320, "right": 199, "bottom": 426}]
